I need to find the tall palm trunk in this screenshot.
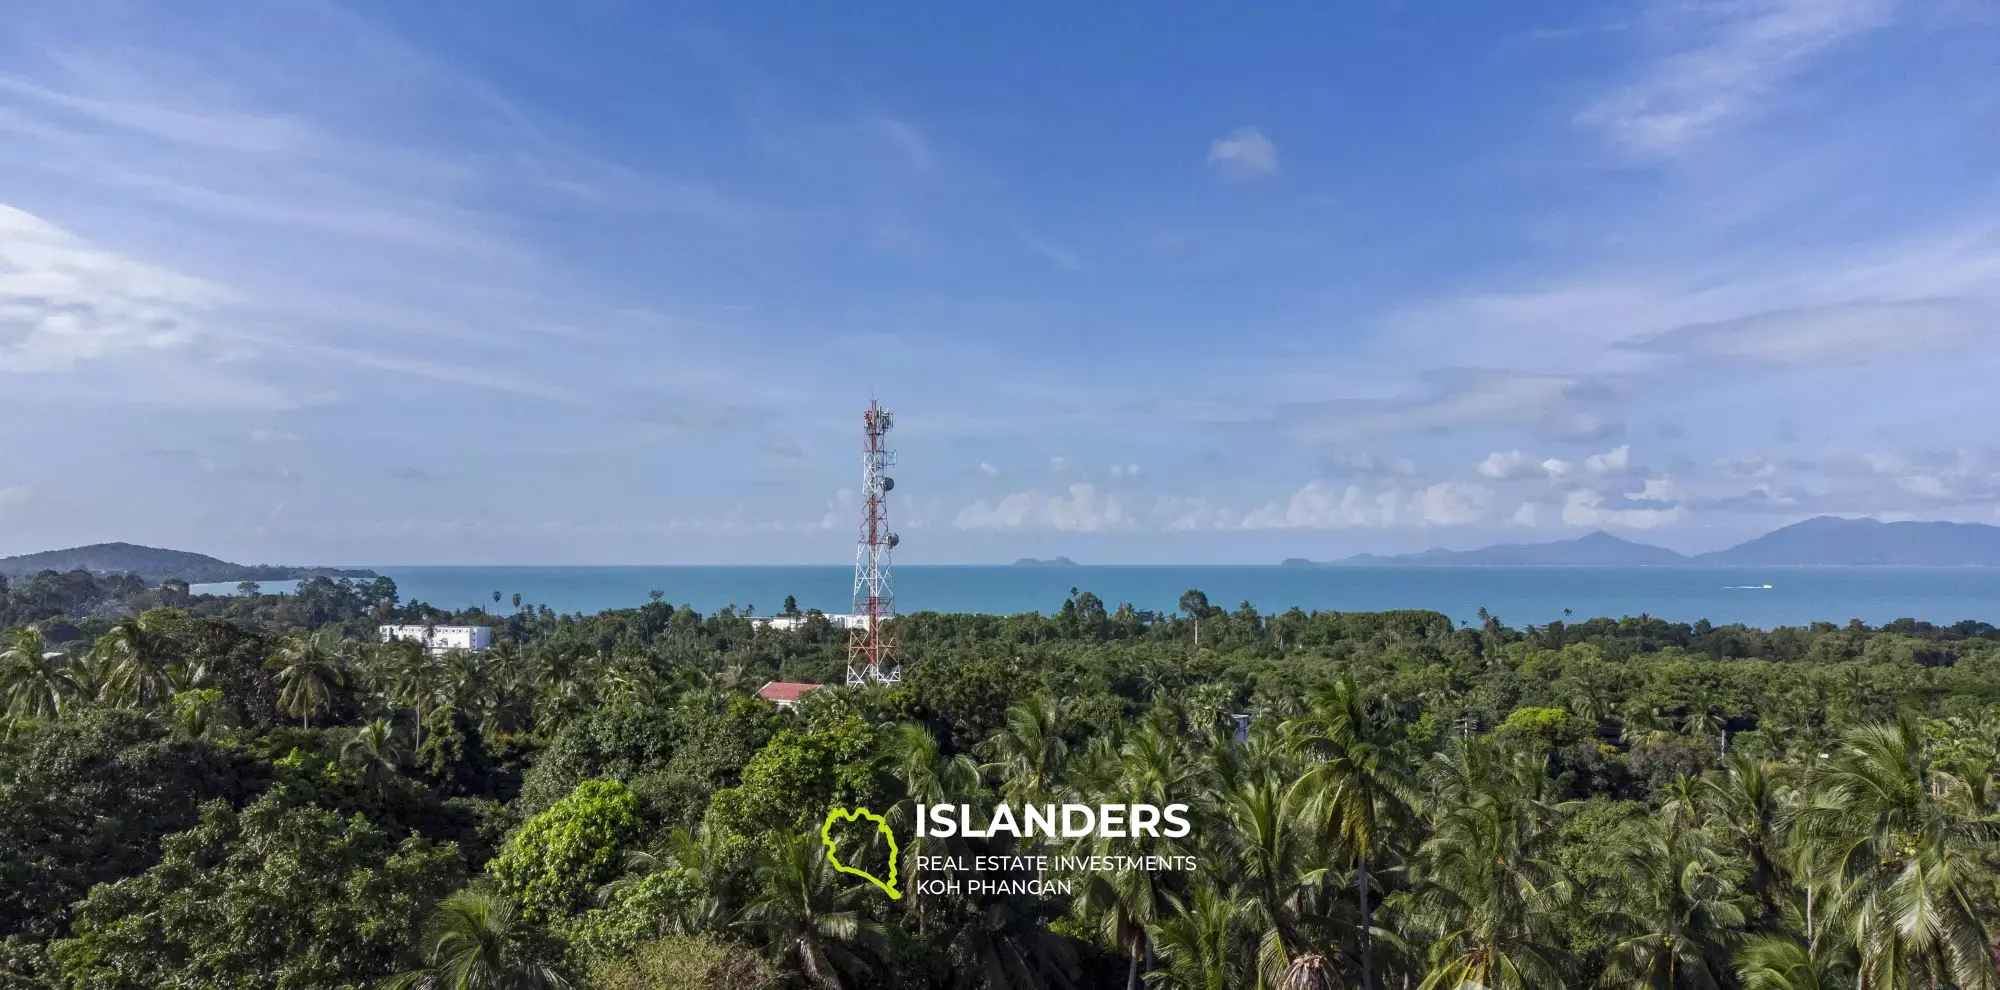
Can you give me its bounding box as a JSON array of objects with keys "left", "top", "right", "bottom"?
[
  {"left": 1358, "top": 849, "right": 1373, "bottom": 990},
  {"left": 1126, "top": 930, "right": 1143, "bottom": 990}
]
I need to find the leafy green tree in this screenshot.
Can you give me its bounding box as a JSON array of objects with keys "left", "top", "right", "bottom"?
[
  {"left": 589, "top": 933, "right": 777, "bottom": 990},
  {"left": 0, "top": 710, "right": 255, "bottom": 947},
  {"left": 488, "top": 779, "right": 642, "bottom": 922},
  {"left": 50, "top": 794, "right": 463, "bottom": 990}
]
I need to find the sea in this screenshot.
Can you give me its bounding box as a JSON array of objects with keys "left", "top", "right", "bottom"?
[{"left": 188, "top": 565, "right": 2000, "bottom": 629}]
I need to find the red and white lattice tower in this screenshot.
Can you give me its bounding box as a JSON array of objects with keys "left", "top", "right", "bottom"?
[{"left": 847, "top": 400, "right": 900, "bottom": 687}]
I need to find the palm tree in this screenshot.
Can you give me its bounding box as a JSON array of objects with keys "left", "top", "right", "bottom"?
[
  {"left": 383, "top": 889, "right": 569, "bottom": 989},
  {"left": 92, "top": 615, "right": 175, "bottom": 710},
  {"left": 1074, "top": 717, "right": 1194, "bottom": 990},
  {"left": 1222, "top": 775, "right": 1335, "bottom": 989},
  {"left": 343, "top": 717, "right": 406, "bottom": 781},
  {"left": 1703, "top": 754, "right": 1793, "bottom": 925},
  {"left": 1597, "top": 823, "right": 1747, "bottom": 989},
  {"left": 1793, "top": 719, "right": 2000, "bottom": 990},
  {"left": 374, "top": 638, "right": 446, "bottom": 749},
  {"left": 1147, "top": 884, "right": 1250, "bottom": 990},
  {"left": 269, "top": 629, "right": 348, "bottom": 729},
  {"left": 1, "top": 625, "right": 77, "bottom": 720},
  {"left": 736, "top": 829, "right": 885, "bottom": 988},
  {"left": 982, "top": 695, "right": 1071, "bottom": 807},
  {"left": 1397, "top": 740, "right": 1574, "bottom": 990},
  {"left": 1735, "top": 935, "right": 1853, "bottom": 990},
  {"left": 1287, "top": 676, "right": 1416, "bottom": 990}
]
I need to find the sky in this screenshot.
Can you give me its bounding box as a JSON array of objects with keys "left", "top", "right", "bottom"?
[{"left": 2, "top": 0, "right": 1998, "bottom": 565}]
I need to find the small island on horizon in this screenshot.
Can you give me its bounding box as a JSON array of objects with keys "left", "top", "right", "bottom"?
[{"left": 1012, "top": 556, "right": 1079, "bottom": 567}]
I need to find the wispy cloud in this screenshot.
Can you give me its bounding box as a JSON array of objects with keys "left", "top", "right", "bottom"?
[
  {"left": 0, "top": 204, "right": 219, "bottom": 372},
  {"left": 1580, "top": 0, "right": 1896, "bottom": 156}
]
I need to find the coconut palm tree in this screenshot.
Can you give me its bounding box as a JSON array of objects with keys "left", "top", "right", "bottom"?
[
  {"left": 1597, "top": 823, "right": 1747, "bottom": 989},
  {"left": 92, "top": 615, "right": 175, "bottom": 710},
  {"left": 343, "top": 716, "right": 406, "bottom": 781},
  {"left": 736, "top": 829, "right": 885, "bottom": 988},
  {"left": 268, "top": 629, "right": 348, "bottom": 729},
  {"left": 383, "top": 889, "right": 569, "bottom": 989},
  {"left": 1147, "top": 883, "right": 1250, "bottom": 990},
  {"left": 1792, "top": 718, "right": 2000, "bottom": 990},
  {"left": 1398, "top": 740, "right": 1574, "bottom": 990},
  {"left": 1734, "top": 935, "right": 1854, "bottom": 990},
  {"left": 1286, "top": 675, "right": 1417, "bottom": 990},
  {"left": 1, "top": 625, "right": 76, "bottom": 720},
  {"left": 982, "top": 694, "right": 1072, "bottom": 808}
]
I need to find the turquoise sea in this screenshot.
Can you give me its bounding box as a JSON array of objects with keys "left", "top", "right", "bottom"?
[{"left": 193, "top": 565, "right": 2000, "bottom": 629}]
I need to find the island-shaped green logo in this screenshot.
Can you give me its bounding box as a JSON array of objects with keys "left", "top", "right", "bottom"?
[{"left": 820, "top": 806, "right": 900, "bottom": 900}]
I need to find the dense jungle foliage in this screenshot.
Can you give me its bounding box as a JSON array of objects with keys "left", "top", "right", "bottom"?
[{"left": 6, "top": 570, "right": 2000, "bottom": 989}]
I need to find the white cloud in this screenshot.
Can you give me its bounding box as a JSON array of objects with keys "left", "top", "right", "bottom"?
[
  {"left": 1206, "top": 128, "right": 1279, "bottom": 179},
  {"left": 1109, "top": 463, "right": 1141, "bottom": 477},
  {"left": 1580, "top": 0, "right": 1896, "bottom": 156},
  {"left": 1562, "top": 488, "right": 1687, "bottom": 529},
  {"left": 1049, "top": 456, "right": 1068, "bottom": 472},
  {"left": 1622, "top": 299, "right": 1994, "bottom": 366},
  {"left": 0, "top": 204, "right": 220, "bottom": 372},
  {"left": 953, "top": 483, "right": 1131, "bottom": 532},
  {"left": 1542, "top": 458, "right": 1574, "bottom": 479},
  {"left": 1631, "top": 477, "right": 1678, "bottom": 502},
  {"left": 1241, "top": 480, "right": 1488, "bottom": 530},
  {"left": 1584, "top": 444, "right": 1633, "bottom": 475},
  {"left": 978, "top": 462, "right": 1000, "bottom": 477},
  {"left": 1478, "top": 450, "right": 1533, "bottom": 479},
  {"left": 1511, "top": 502, "right": 1540, "bottom": 527}
]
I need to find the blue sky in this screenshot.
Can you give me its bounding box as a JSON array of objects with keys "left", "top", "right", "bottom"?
[{"left": 2, "top": 0, "right": 1998, "bottom": 565}]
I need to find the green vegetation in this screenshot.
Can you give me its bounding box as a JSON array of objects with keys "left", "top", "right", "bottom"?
[{"left": 7, "top": 570, "right": 2000, "bottom": 988}]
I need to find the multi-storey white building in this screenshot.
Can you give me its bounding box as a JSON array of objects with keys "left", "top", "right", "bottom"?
[
  {"left": 377, "top": 624, "right": 494, "bottom": 655},
  {"left": 747, "top": 613, "right": 876, "bottom": 632}
]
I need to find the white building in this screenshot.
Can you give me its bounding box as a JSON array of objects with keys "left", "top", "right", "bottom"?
[
  {"left": 747, "top": 613, "right": 877, "bottom": 632},
  {"left": 378, "top": 624, "right": 494, "bottom": 655}
]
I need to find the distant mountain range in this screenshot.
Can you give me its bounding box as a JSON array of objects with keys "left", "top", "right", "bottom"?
[
  {"left": 1012, "top": 556, "right": 1079, "bottom": 567},
  {"left": 1295, "top": 517, "right": 2000, "bottom": 567},
  {"left": 0, "top": 543, "right": 378, "bottom": 584}
]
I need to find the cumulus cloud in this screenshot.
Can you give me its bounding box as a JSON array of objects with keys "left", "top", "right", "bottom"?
[
  {"left": 1584, "top": 444, "right": 1634, "bottom": 475},
  {"left": 0, "top": 204, "right": 220, "bottom": 372},
  {"left": 1631, "top": 477, "right": 1678, "bottom": 503},
  {"left": 978, "top": 462, "right": 1000, "bottom": 477},
  {"left": 1478, "top": 450, "right": 1534, "bottom": 479},
  {"left": 953, "top": 483, "right": 1131, "bottom": 532},
  {"left": 1511, "top": 502, "right": 1540, "bottom": 527},
  {"left": 1562, "top": 488, "right": 1687, "bottom": 529},
  {"left": 1109, "top": 463, "right": 1141, "bottom": 477},
  {"left": 1206, "top": 128, "right": 1279, "bottom": 179},
  {"left": 1241, "top": 480, "right": 1488, "bottom": 530},
  {"left": 1049, "top": 456, "right": 1068, "bottom": 473}
]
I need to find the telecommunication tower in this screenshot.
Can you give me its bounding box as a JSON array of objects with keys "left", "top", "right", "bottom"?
[{"left": 847, "top": 399, "right": 900, "bottom": 687}]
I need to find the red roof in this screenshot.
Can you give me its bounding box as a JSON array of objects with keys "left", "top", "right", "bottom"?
[{"left": 757, "top": 681, "right": 823, "bottom": 704}]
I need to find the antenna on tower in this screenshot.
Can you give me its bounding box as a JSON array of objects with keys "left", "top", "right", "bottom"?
[{"left": 848, "top": 399, "right": 900, "bottom": 688}]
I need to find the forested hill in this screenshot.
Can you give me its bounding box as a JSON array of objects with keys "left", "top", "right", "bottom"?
[
  {"left": 1308, "top": 516, "right": 2000, "bottom": 566},
  {"left": 7, "top": 577, "right": 2000, "bottom": 989},
  {"left": 0, "top": 543, "right": 377, "bottom": 583}
]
